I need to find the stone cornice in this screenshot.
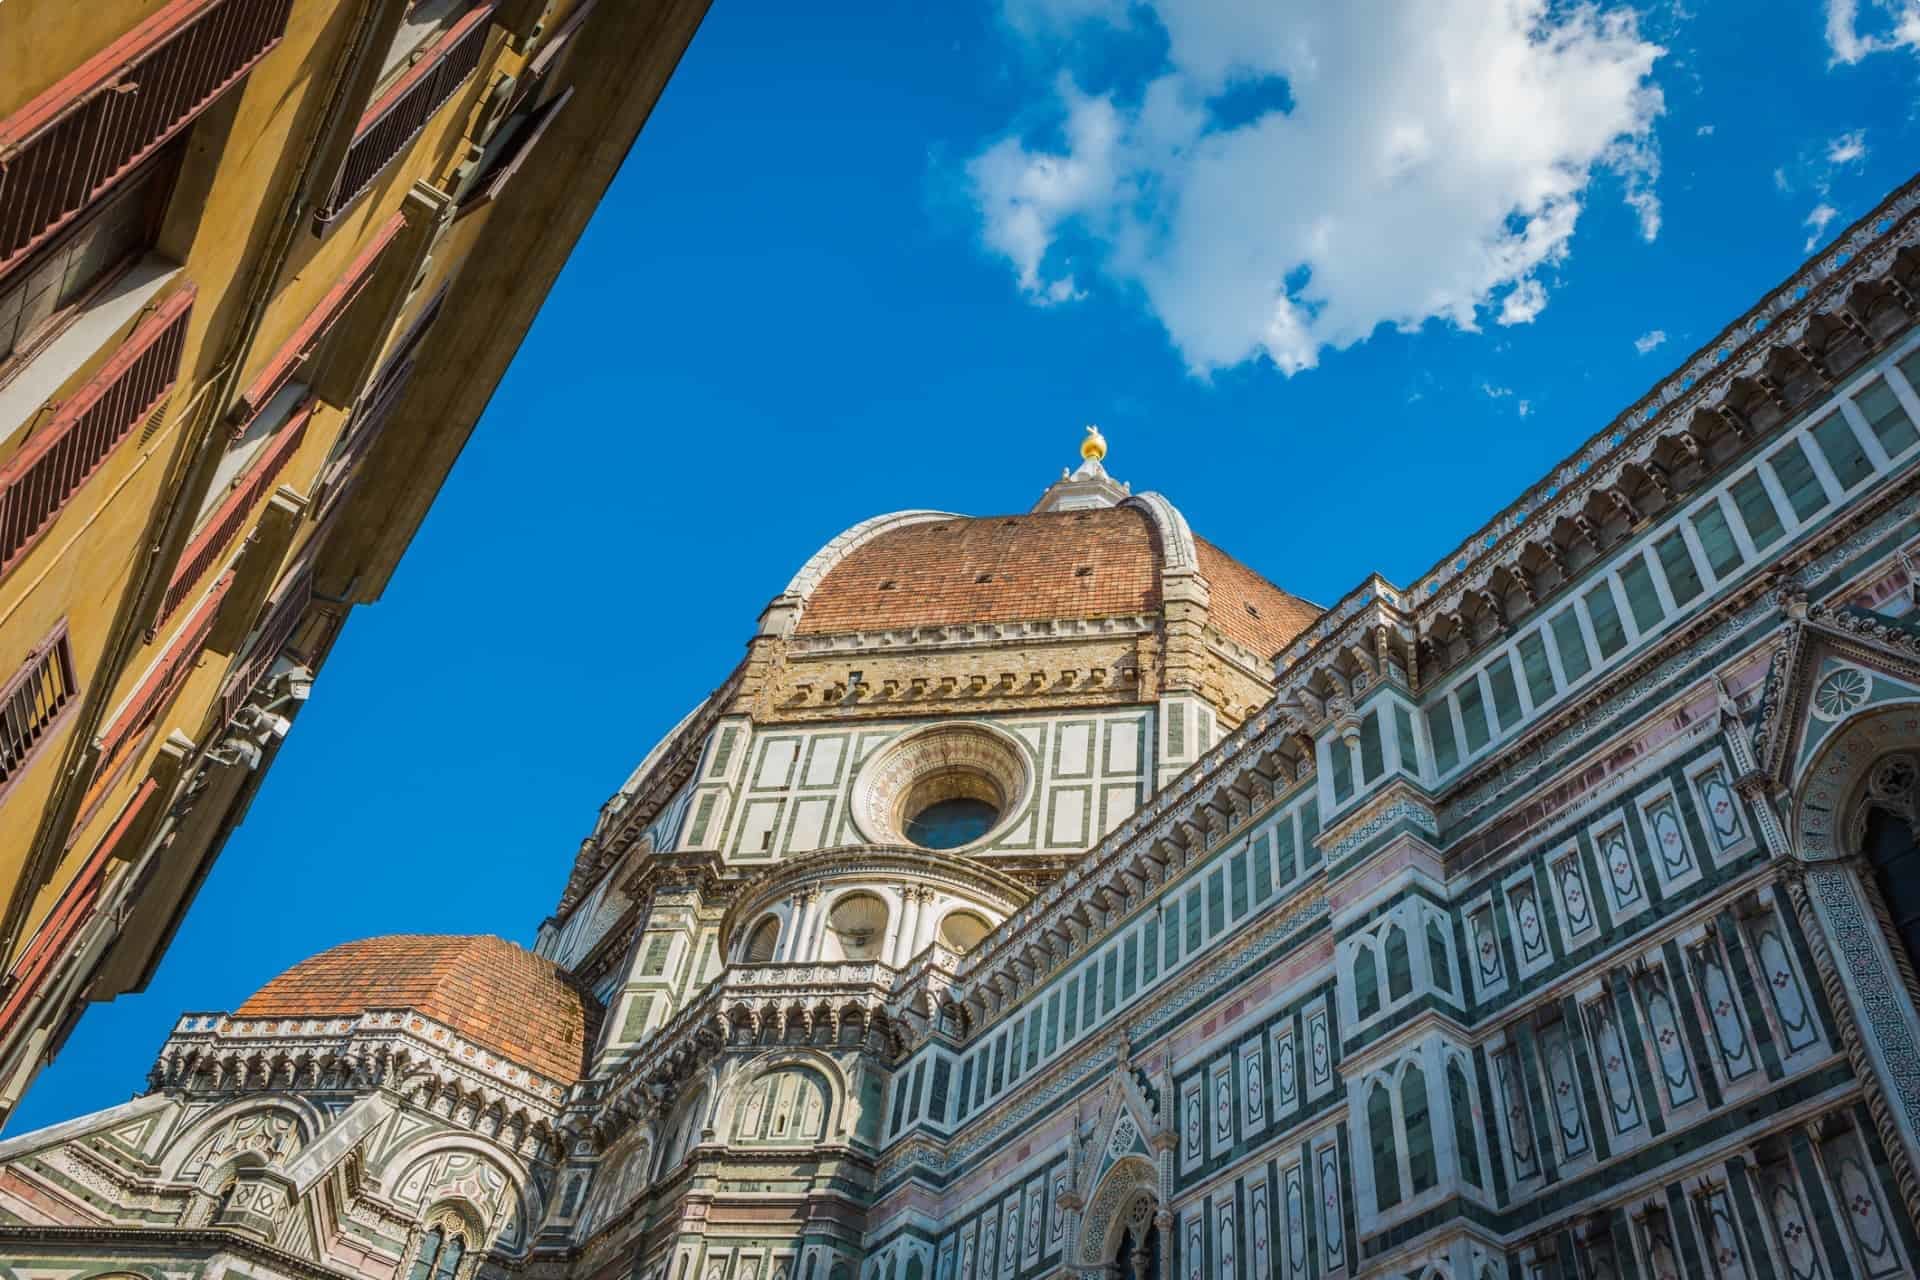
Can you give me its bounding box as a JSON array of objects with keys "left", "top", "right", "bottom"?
[
  {"left": 1272, "top": 178, "right": 1920, "bottom": 697},
  {"left": 0, "top": 1225, "right": 350, "bottom": 1280},
  {"left": 784, "top": 614, "right": 1157, "bottom": 658},
  {"left": 1441, "top": 482, "right": 1918, "bottom": 839},
  {"left": 718, "top": 845, "right": 1031, "bottom": 951},
  {"left": 155, "top": 1008, "right": 575, "bottom": 1117},
  {"left": 589, "top": 961, "right": 908, "bottom": 1139}
]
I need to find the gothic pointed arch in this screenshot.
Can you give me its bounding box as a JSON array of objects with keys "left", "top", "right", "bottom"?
[
  {"left": 1073, "top": 1154, "right": 1158, "bottom": 1270},
  {"left": 1786, "top": 693, "right": 1920, "bottom": 1222}
]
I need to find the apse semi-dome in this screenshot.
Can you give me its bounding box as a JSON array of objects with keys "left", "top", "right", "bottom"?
[{"left": 238, "top": 935, "right": 600, "bottom": 1083}]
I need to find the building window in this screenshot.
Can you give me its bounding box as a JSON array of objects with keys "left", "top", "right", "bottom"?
[
  {"left": 1766, "top": 437, "right": 1828, "bottom": 523},
  {"left": 1549, "top": 607, "right": 1592, "bottom": 683},
  {"left": 1367, "top": 1082, "right": 1400, "bottom": 1211},
  {"left": 1619, "top": 556, "right": 1664, "bottom": 634},
  {"left": 1860, "top": 373, "right": 1919, "bottom": 455},
  {"left": 382, "top": 0, "right": 474, "bottom": 83},
  {"left": 1583, "top": 581, "right": 1628, "bottom": 660},
  {"left": 905, "top": 796, "right": 998, "bottom": 850},
  {"left": 0, "top": 625, "right": 77, "bottom": 794},
  {"left": 1384, "top": 926, "right": 1412, "bottom": 1001},
  {"left": 1425, "top": 920, "right": 1451, "bottom": 995},
  {"left": 407, "top": 1227, "right": 466, "bottom": 1280},
  {"left": 1690, "top": 499, "right": 1744, "bottom": 581},
  {"left": 0, "top": 153, "right": 176, "bottom": 387},
  {"left": 1516, "top": 630, "right": 1556, "bottom": 708},
  {"left": 1457, "top": 678, "right": 1492, "bottom": 753},
  {"left": 1353, "top": 945, "right": 1381, "bottom": 1021},
  {"left": 1809, "top": 413, "right": 1875, "bottom": 489},
  {"left": 1861, "top": 755, "right": 1920, "bottom": 977},
  {"left": 1446, "top": 1061, "right": 1482, "bottom": 1190},
  {"left": 1654, "top": 531, "right": 1704, "bottom": 607},
  {"left": 1402, "top": 1065, "right": 1437, "bottom": 1195},
  {"left": 1728, "top": 469, "right": 1786, "bottom": 550}
]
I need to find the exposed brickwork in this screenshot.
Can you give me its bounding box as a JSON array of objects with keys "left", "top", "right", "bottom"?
[
  {"left": 1194, "top": 535, "right": 1320, "bottom": 661},
  {"left": 238, "top": 935, "right": 598, "bottom": 1082},
  {"left": 795, "top": 509, "right": 1162, "bottom": 634}
]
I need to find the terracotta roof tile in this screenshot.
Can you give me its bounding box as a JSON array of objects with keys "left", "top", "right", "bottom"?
[
  {"left": 796, "top": 508, "right": 1161, "bottom": 635},
  {"left": 237, "top": 935, "right": 599, "bottom": 1082},
  {"left": 1194, "top": 535, "right": 1321, "bottom": 662}
]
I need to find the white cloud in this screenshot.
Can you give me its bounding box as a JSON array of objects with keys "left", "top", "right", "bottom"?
[
  {"left": 1482, "top": 382, "right": 1514, "bottom": 400},
  {"left": 1518, "top": 399, "right": 1535, "bottom": 417},
  {"left": 1826, "top": 129, "right": 1869, "bottom": 165},
  {"left": 965, "top": 0, "right": 1667, "bottom": 376},
  {"left": 1825, "top": 0, "right": 1920, "bottom": 64},
  {"left": 1804, "top": 202, "right": 1840, "bottom": 250},
  {"left": 1498, "top": 279, "right": 1549, "bottom": 327},
  {"left": 1634, "top": 328, "right": 1667, "bottom": 354},
  {"left": 1696, "top": 123, "right": 1715, "bottom": 136}
]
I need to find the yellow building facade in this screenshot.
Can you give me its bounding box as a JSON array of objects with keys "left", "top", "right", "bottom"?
[{"left": 0, "top": 0, "right": 708, "bottom": 1124}]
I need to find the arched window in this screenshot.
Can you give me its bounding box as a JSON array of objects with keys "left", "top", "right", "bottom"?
[
  {"left": 1402, "top": 1065, "right": 1436, "bottom": 1195},
  {"left": 408, "top": 1227, "right": 467, "bottom": 1280},
  {"left": 1367, "top": 1082, "right": 1400, "bottom": 1211},
  {"left": 1864, "top": 803, "right": 1920, "bottom": 976},
  {"left": 744, "top": 916, "right": 781, "bottom": 963},
  {"left": 1426, "top": 920, "right": 1451, "bottom": 994},
  {"left": 1447, "top": 1061, "right": 1482, "bottom": 1189},
  {"left": 828, "top": 894, "right": 888, "bottom": 961},
  {"left": 939, "top": 910, "right": 991, "bottom": 953},
  {"left": 1354, "top": 946, "right": 1381, "bottom": 1021},
  {"left": 1385, "top": 926, "right": 1412, "bottom": 1001}
]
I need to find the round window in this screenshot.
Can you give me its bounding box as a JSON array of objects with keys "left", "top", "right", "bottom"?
[
  {"left": 849, "top": 722, "right": 1030, "bottom": 853},
  {"left": 904, "top": 797, "right": 1000, "bottom": 850}
]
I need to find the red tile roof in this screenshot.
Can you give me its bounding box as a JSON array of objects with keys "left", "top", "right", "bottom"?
[
  {"left": 1194, "top": 535, "right": 1321, "bottom": 660},
  {"left": 237, "top": 935, "right": 598, "bottom": 1082},
  {"left": 796, "top": 508, "right": 1162, "bottom": 634}
]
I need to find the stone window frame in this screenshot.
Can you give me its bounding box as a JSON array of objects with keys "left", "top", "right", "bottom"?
[
  {"left": 1676, "top": 920, "right": 1765, "bottom": 1102},
  {"left": 1731, "top": 888, "right": 1830, "bottom": 1073},
  {"left": 1269, "top": 1016, "right": 1300, "bottom": 1120},
  {"left": 1207, "top": 1057, "right": 1236, "bottom": 1162},
  {"left": 1625, "top": 949, "right": 1709, "bottom": 1128},
  {"left": 1531, "top": 1007, "right": 1597, "bottom": 1175},
  {"left": 1545, "top": 837, "right": 1600, "bottom": 954},
  {"left": 1501, "top": 864, "right": 1557, "bottom": 982},
  {"left": 1463, "top": 890, "right": 1509, "bottom": 1002},
  {"left": 1303, "top": 998, "right": 1336, "bottom": 1101},
  {"left": 1576, "top": 977, "right": 1647, "bottom": 1151},
  {"left": 1483, "top": 1030, "right": 1543, "bottom": 1192},
  {"left": 1635, "top": 778, "right": 1703, "bottom": 898},
  {"left": 1239, "top": 1038, "right": 1268, "bottom": 1139},
  {"left": 1585, "top": 809, "right": 1650, "bottom": 927},
  {"left": 1178, "top": 1076, "right": 1205, "bottom": 1176},
  {"left": 1352, "top": 1051, "right": 1442, "bottom": 1224},
  {"left": 1681, "top": 745, "right": 1757, "bottom": 867}
]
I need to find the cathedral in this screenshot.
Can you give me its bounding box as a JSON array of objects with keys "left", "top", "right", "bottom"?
[{"left": 3, "top": 180, "right": 1920, "bottom": 1280}]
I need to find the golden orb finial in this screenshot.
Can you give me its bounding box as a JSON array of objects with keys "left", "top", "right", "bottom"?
[{"left": 1080, "top": 424, "right": 1108, "bottom": 462}]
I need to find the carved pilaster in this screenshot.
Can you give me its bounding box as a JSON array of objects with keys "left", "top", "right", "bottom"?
[{"left": 1782, "top": 867, "right": 1920, "bottom": 1225}]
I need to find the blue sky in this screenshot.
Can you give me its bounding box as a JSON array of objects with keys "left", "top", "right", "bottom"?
[{"left": 15, "top": 0, "right": 1918, "bottom": 1129}]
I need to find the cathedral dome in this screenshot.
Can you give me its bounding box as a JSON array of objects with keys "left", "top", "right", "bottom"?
[
  {"left": 237, "top": 935, "right": 599, "bottom": 1082},
  {"left": 795, "top": 506, "right": 1163, "bottom": 635}
]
